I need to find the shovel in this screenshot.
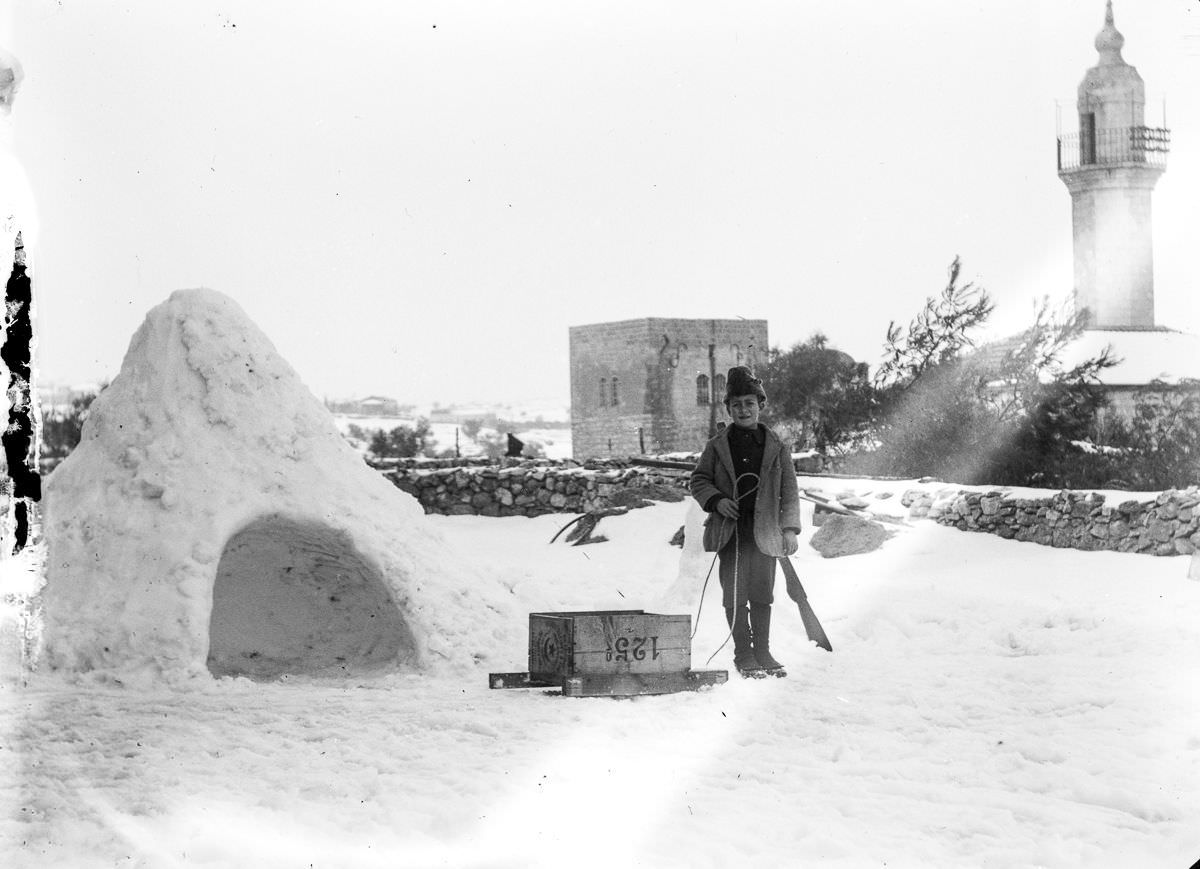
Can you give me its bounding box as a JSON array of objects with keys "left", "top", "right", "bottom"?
[{"left": 779, "top": 556, "right": 832, "bottom": 652}]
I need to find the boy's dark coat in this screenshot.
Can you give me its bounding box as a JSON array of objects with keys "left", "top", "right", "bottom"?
[{"left": 690, "top": 425, "right": 802, "bottom": 556}]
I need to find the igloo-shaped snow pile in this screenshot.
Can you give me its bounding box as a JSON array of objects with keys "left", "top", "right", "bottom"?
[{"left": 41, "top": 288, "right": 510, "bottom": 681}]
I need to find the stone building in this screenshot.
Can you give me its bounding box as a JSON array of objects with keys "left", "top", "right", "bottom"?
[{"left": 569, "top": 318, "right": 768, "bottom": 459}]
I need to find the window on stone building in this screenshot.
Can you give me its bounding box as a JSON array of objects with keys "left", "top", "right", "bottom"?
[
  {"left": 713, "top": 374, "right": 726, "bottom": 404},
  {"left": 696, "top": 374, "right": 710, "bottom": 405},
  {"left": 610, "top": 377, "right": 619, "bottom": 407},
  {"left": 599, "top": 377, "right": 608, "bottom": 408}
]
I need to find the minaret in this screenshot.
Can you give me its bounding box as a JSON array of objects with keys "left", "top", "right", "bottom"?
[{"left": 1057, "top": 1, "right": 1170, "bottom": 329}]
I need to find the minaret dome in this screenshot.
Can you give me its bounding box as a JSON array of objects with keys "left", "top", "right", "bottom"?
[{"left": 1094, "top": 0, "right": 1125, "bottom": 64}]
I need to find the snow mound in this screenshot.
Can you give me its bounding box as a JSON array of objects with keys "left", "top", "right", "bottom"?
[
  {"left": 40, "top": 288, "right": 511, "bottom": 682},
  {"left": 809, "top": 513, "right": 892, "bottom": 558}
]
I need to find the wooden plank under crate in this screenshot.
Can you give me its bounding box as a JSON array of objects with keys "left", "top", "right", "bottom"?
[{"left": 562, "top": 669, "right": 727, "bottom": 698}]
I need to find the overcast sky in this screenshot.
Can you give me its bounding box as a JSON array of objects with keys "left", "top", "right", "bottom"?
[{"left": 4, "top": 0, "right": 1198, "bottom": 407}]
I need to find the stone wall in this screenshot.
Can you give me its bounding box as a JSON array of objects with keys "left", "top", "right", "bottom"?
[
  {"left": 384, "top": 454, "right": 833, "bottom": 517},
  {"left": 911, "top": 486, "right": 1200, "bottom": 556},
  {"left": 387, "top": 456, "right": 1200, "bottom": 559},
  {"left": 388, "top": 464, "right": 690, "bottom": 517}
]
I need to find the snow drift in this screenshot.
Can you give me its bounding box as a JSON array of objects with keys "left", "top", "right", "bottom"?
[{"left": 40, "top": 288, "right": 509, "bottom": 681}]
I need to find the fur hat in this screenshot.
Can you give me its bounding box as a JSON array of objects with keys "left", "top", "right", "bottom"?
[{"left": 724, "top": 366, "right": 766, "bottom": 406}]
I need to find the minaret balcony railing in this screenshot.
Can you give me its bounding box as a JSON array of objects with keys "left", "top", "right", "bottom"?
[{"left": 1057, "top": 125, "right": 1170, "bottom": 172}]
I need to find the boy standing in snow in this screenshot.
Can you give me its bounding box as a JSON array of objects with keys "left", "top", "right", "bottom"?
[{"left": 690, "top": 366, "right": 802, "bottom": 676}]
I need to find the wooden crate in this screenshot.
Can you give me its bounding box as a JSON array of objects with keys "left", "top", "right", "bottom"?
[{"left": 490, "top": 609, "right": 726, "bottom": 697}]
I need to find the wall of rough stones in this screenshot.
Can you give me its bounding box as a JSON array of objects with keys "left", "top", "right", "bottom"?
[
  {"left": 383, "top": 454, "right": 836, "bottom": 517},
  {"left": 384, "top": 454, "right": 1199, "bottom": 559},
  {"left": 907, "top": 486, "right": 1200, "bottom": 556},
  {"left": 388, "top": 463, "right": 690, "bottom": 517}
]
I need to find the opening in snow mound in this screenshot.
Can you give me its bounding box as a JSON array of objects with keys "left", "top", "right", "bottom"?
[{"left": 207, "top": 516, "right": 414, "bottom": 679}]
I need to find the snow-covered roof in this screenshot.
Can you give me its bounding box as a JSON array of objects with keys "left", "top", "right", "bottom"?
[
  {"left": 976, "top": 326, "right": 1200, "bottom": 387},
  {"left": 1059, "top": 328, "right": 1200, "bottom": 386}
]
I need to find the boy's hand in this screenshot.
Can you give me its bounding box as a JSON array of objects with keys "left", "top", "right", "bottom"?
[
  {"left": 716, "top": 499, "right": 740, "bottom": 520},
  {"left": 782, "top": 529, "right": 799, "bottom": 555}
]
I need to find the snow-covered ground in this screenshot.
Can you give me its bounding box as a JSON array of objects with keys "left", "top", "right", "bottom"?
[{"left": 3, "top": 491, "right": 1199, "bottom": 868}]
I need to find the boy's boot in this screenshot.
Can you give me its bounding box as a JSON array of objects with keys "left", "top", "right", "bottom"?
[
  {"left": 725, "top": 605, "right": 759, "bottom": 673},
  {"left": 749, "top": 602, "right": 784, "bottom": 671}
]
